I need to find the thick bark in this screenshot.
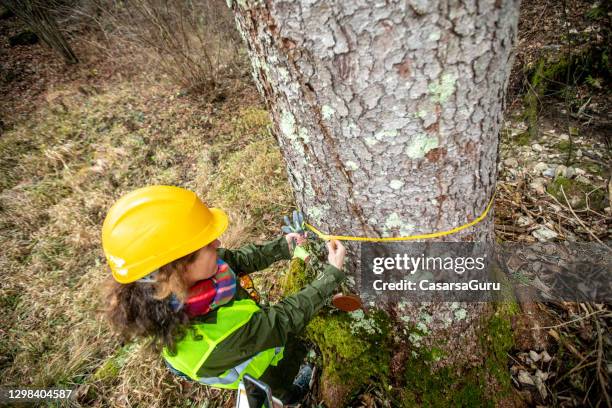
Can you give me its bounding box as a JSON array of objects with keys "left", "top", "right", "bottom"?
[{"left": 229, "top": 0, "right": 519, "bottom": 403}]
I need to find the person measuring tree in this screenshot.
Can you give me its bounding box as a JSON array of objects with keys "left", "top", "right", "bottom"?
[{"left": 102, "top": 185, "right": 348, "bottom": 405}]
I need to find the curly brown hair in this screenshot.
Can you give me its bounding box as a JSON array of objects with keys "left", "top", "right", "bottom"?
[{"left": 104, "top": 250, "right": 199, "bottom": 354}]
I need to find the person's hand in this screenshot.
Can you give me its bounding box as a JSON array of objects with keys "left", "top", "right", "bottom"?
[
  {"left": 326, "top": 239, "right": 346, "bottom": 271},
  {"left": 285, "top": 232, "right": 307, "bottom": 248},
  {"left": 282, "top": 210, "right": 308, "bottom": 250}
]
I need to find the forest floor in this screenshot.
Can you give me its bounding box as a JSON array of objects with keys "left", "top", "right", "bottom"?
[{"left": 0, "top": 0, "right": 609, "bottom": 407}]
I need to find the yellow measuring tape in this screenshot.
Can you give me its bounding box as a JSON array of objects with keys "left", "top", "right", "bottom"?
[{"left": 304, "top": 192, "right": 496, "bottom": 242}]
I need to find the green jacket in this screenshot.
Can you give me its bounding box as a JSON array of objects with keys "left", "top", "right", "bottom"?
[{"left": 189, "top": 236, "right": 345, "bottom": 378}]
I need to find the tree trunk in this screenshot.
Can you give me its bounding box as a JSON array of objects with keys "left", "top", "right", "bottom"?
[
  {"left": 229, "top": 0, "right": 520, "bottom": 404},
  {"left": 2, "top": 0, "right": 78, "bottom": 64}
]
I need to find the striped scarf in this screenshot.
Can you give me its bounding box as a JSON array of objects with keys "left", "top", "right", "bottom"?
[{"left": 184, "top": 259, "right": 237, "bottom": 318}]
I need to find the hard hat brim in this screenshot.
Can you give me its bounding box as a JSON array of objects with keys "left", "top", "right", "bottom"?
[{"left": 202, "top": 207, "right": 229, "bottom": 246}]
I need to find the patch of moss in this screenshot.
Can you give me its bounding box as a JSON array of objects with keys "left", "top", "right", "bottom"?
[
  {"left": 514, "top": 131, "right": 531, "bottom": 146},
  {"left": 547, "top": 176, "right": 607, "bottom": 210},
  {"left": 524, "top": 59, "right": 545, "bottom": 138},
  {"left": 482, "top": 308, "right": 515, "bottom": 394},
  {"left": 556, "top": 140, "right": 572, "bottom": 153},
  {"left": 282, "top": 257, "right": 392, "bottom": 402},
  {"left": 306, "top": 312, "right": 391, "bottom": 396},
  {"left": 399, "top": 304, "right": 516, "bottom": 408},
  {"left": 585, "top": 163, "right": 603, "bottom": 176},
  {"left": 523, "top": 42, "right": 611, "bottom": 138},
  {"left": 282, "top": 258, "right": 312, "bottom": 296},
  {"left": 401, "top": 361, "right": 490, "bottom": 408},
  {"left": 523, "top": 56, "right": 570, "bottom": 138},
  {"left": 399, "top": 327, "right": 491, "bottom": 408}
]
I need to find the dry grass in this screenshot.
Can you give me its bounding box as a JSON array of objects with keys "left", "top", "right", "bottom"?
[{"left": 0, "top": 73, "right": 293, "bottom": 406}]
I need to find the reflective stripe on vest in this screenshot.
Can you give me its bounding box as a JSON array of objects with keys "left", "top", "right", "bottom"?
[
  {"left": 197, "top": 346, "right": 284, "bottom": 389},
  {"left": 162, "top": 299, "right": 284, "bottom": 390}
]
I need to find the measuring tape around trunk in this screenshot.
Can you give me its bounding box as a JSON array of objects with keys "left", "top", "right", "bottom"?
[{"left": 304, "top": 193, "right": 496, "bottom": 242}]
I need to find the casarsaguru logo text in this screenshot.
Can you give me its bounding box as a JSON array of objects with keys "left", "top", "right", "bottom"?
[{"left": 372, "top": 279, "right": 500, "bottom": 291}]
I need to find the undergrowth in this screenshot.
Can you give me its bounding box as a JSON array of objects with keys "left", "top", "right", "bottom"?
[{"left": 0, "top": 77, "right": 292, "bottom": 407}]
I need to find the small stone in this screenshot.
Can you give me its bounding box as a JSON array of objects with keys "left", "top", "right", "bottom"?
[
  {"left": 575, "top": 168, "right": 586, "bottom": 175},
  {"left": 543, "top": 167, "right": 556, "bottom": 178},
  {"left": 532, "top": 143, "right": 544, "bottom": 152},
  {"left": 533, "top": 227, "right": 558, "bottom": 242},
  {"left": 565, "top": 167, "right": 576, "bottom": 178},
  {"left": 555, "top": 165, "right": 567, "bottom": 178},
  {"left": 559, "top": 133, "right": 569, "bottom": 140},
  {"left": 534, "top": 162, "right": 548, "bottom": 174},
  {"left": 535, "top": 370, "right": 548, "bottom": 382},
  {"left": 504, "top": 158, "right": 518, "bottom": 167},
  {"left": 534, "top": 370, "right": 548, "bottom": 399},
  {"left": 541, "top": 351, "right": 552, "bottom": 363},
  {"left": 576, "top": 175, "right": 590, "bottom": 184},
  {"left": 529, "top": 350, "right": 541, "bottom": 362},
  {"left": 576, "top": 149, "right": 582, "bottom": 157},
  {"left": 517, "top": 216, "right": 533, "bottom": 227},
  {"left": 518, "top": 370, "right": 535, "bottom": 386},
  {"left": 529, "top": 178, "right": 547, "bottom": 195}
]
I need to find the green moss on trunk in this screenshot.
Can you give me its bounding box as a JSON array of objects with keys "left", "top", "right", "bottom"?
[
  {"left": 306, "top": 312, "right": 391, "bottom": 396},
  {"left": 282, "top": 255, "right": 392, "bottom": 403},
  {"left": 282, "top": 254, "right": 516, "bottom": 407},
  {"left": 283, "top": 258, "right": 313, "bottom": 296},
  {"left": 398, "top": 303, "right": 516, "bottom": 407}
]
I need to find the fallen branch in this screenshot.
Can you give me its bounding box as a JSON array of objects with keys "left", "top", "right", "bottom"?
[
  {"left": 537, "top": 309, "right": 606, "bottom": 330},
  {"left": 545, "top": 187, "right": 610, "bottom": 249},
  {"left": 591, "top": 305, "right": 611, "bottom": 408}
]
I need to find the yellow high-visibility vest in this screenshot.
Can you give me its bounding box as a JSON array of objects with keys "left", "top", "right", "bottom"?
[{"left": 162, "top": 299, "right": 284, "bottom": 389}]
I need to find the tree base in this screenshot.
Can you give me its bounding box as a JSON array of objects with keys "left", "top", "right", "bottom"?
[{"left": 282, "top": 257, "right": 519, "bottom": 407}]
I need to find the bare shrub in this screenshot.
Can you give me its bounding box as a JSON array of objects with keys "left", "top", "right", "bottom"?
[
  {"left": 88, "top": 0, "right": 245, "bottom": 94},
  {"left": 2, "top": 0, "right": 79, "bottom": 63}
]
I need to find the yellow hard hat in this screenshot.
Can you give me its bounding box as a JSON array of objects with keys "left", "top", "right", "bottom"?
[{"left": 102, "top": 185, "right": 228, "bottom": 284}]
